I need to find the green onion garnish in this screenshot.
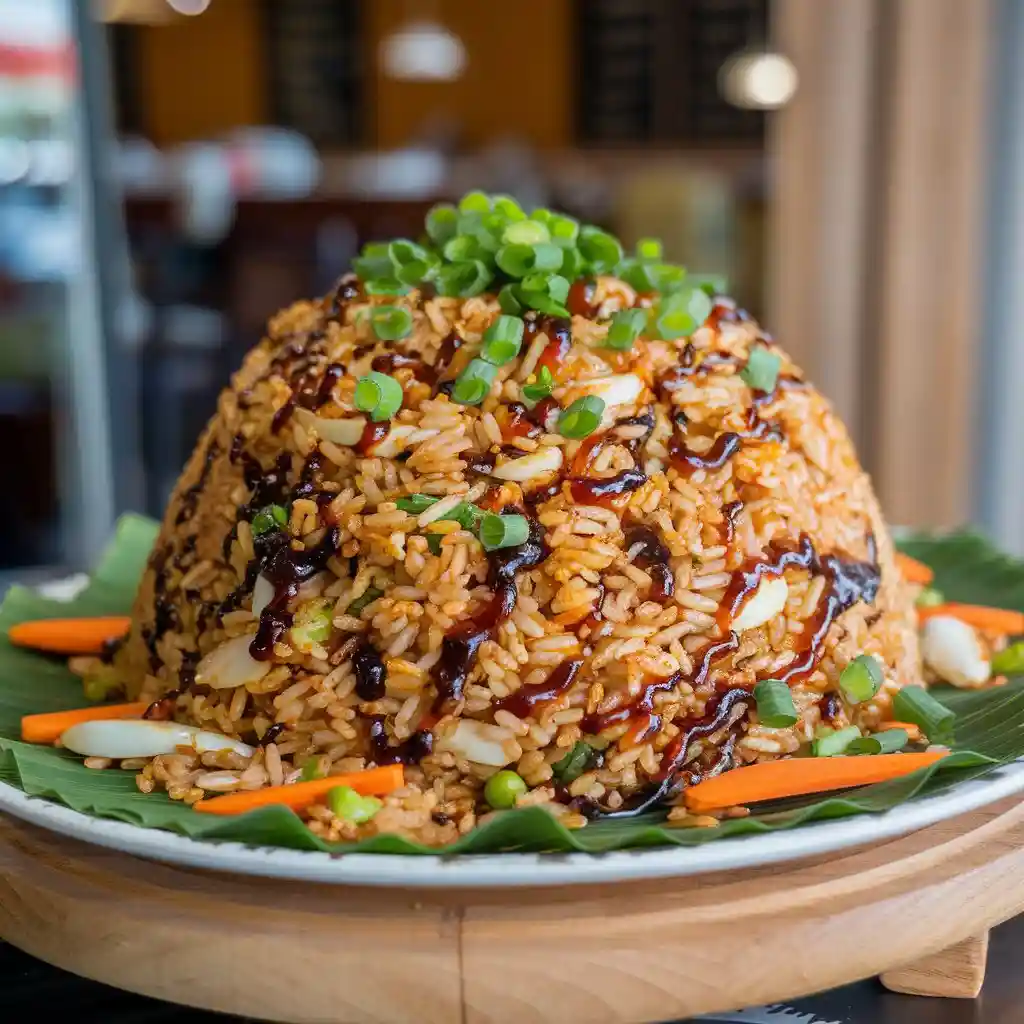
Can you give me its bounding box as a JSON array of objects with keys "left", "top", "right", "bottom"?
[
  {"left": 558, "top": 395, "right": 605, "bottom": 439},
  {"left": 496, "top": 242, "right": 563, "bottom": 278},
  {"left": 346, "top": 586, "right": 384, "bottom": 616},
  {"left": 522, "top": 365, "right": 554, "bottom": 405},
  {"left": 438, "top": 501, "right": 484, "bottom": 531},
  {"left": 579, "top": 226, "right": 623, "bottom": 275},
  {"left": 654, "top": 286, "right": 713, "bottom": 339},
  {"left": 492, "top": 194, "right": 526, "bottom": 221},
  {"left": 354, "top": 371, "right": 403, "bottom": 422},
  {"left": 548, "top": 214, "right": 580, "bottom": 247},
  {"left": 605, "top": 308, "right": 647, "bottom": 351},
  {"left": 352, "top": 242, "right": 392, "bottom": 280},
  {"left": 498, "top": 284, "right": 523, "bottom": 314},
  {"left": 753, "top": 679, "right": 798, "bottom": 728},
  {"left": 847, "top": 729, "right": 910, "bottom": 755},
  {"left": 741, "top": 346, "right": 782, "bottom": 393},
  {"left": 892, "top": 684, "right": 956, "bottom": 743},
  {"left": 503, "top": 219, "right": 550, "bottom": 246},
  {"left": 251, "top": 504, "right": 288, "bottom": 536},
  {"left": 552, "top": 741, "right": 597, "bottom": 783},
  {"left": 300, "top": 758, "right": 324, "bottom": 781},
  {"left": 812, "top": 725, "right": 862, "bottom": 757},
  {"left": 459, "top": 190, "right": 492, "bottom": 214},
  {"left": 425, "top": 203, "right": 458, "bottom": 245},
  {"left": 435, "top": 259, "right": 493, "bottom": 298},
  {"left": 479, "top": 513, "right": 530, "bottom": 551},
  {"left": 689, "top": 273, "right": 727, "bottom": 297},
  {"left": 363, "top": 278, "right": 410, "bottom": 297},
  {"left": 369, "top": 305, "right": 413, "bottom": 341},
  {"left": 425, "top": 533, "right": 443, "bottom": 556},
  {"left": 839, "top": 654, "right": 884, "bottom": 704},
  {"left": 481, "top": 314, "right": 525, "bottom": 365},
  {"left": 328, "top": 784, "right": 383, "bottom": 824},
  {"left": 636, "top": 237, "right": 662, "bottom": 261},
  {"left": 451, "top": 358, "right": 498, "bottom": 406},
  {"left": 83, "top": 674, "right": 120, "bottom": 702},
  {"left": 992, "top": 641, "right": 1024, "bottom": 677},
  {"left": 396, "top": 494, "right": 438, "bottom": 514},
  {"left": 915, "top": 587, "right": 946, "bottom": 609}
]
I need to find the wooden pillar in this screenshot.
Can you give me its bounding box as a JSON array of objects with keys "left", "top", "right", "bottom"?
[{"left": 769, "top": 0, "right": 992, "bottom": 528}]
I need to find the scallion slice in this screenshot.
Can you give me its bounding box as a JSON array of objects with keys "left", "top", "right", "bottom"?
[
  {"left": 636, "top": 237, "right": 662, "bottom": 261},
  {"left": 915, "top": 587, "right": 946, "bottom": 609},
  {"left": 458, "top": 191, "right": 492, "bottom": 214},
  {"left": 839, "top": 654, "right": 884, "bottom": 704},
  {"left": 605, "top": 308, "right": 647, "bottom": 351},
  {"left": 992, "top": 641, "right": 1024, "bottom": 677},
  {"left": 354, "top": 371, "right": 403, "bottom": 422},
  {"left": 503, "top": 219, "right": 550, "bottom": 246},
  {"left": 425, "top": 204, "right": 458, "bottom": 245},
  {"left": 251, "top": 503, "right": 288, "bottom": 536},
  {"left": 479, "top": 513, "right": 530, "bottom": 551},
  {"left": 369, "top": 305, "right": 413, "bottom": 341},
  {"left": 740, "top": 346, "right": 782, "bottom": 393},
  {"left": 451, "top": 358, "right": 498, "bottom": 406},
  {"left": 558, "top": 395, "right": 605, "bottom": 439},
  {"left": 847, "top": 729, "right": 910, "bottom": 755},
  {"left": 396, "top": 494, "right": 438, "bottom": 514},
  {"left": 522, "top": 365, "right": 554, "bottom": 405},
  {"left": 552, "top": 741, "right": 597, "bottom": 783},
  {"left": 654, "top": 286, "right": 713, "bottom": 339},
  {"left": 346, "top": 586, "right": 384, "bottom": 616},
  {"left": 435, "top": 259, "right": 492, "bottom": 298},
  {"left": 498, "top": 284, "right": 523, "bottom": 315},
  {"left": 892, "top": 685, "right": 956, "bottom": 743},
  {"left": 812, "top": 725, "right": 862, "bottom": 757},
  {"left": 579, "top": 226, "right": 623, "bottom": 274},
  {"left": 753, "top": 679, "right": 798, "bottom": 728},
  {"left": 481, "top": 314, "right": 525, "bottom": 365}
]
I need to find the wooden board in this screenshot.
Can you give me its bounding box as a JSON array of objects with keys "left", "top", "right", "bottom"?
[{"left": 2, "top": 799, "right": 1024, "bottom": 1022}]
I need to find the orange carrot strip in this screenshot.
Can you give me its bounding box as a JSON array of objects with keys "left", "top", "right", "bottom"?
[
  {"left": 8, "top": 616, "right": 131, "bottom": 655},
  {"left": 21, "top": 702, "right": 148, "bottom": 744},
  {"left": 917, "top": 602, "right": 1024, "bottom": 635},
  {"left": 683, "top": 751, "right": 948, "bottom": 814},
  {"left": 876, "top": 721, "right": 920, "bottom": 733},
  {"left": 895, "top": 553, "right": 934, "bottom": 586},
  {"left": 193, "top": 764, "right": 405, "bottom": 816}
]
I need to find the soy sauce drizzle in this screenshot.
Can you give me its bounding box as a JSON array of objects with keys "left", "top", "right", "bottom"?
[
  {"left": 493, "top": 658, "right": 584, "bottom": 718},
  {"left": 353, "top": 641, "right": 387, "bottom": 701},
  {"left": 623, "top": 525, "right": 674, "bottom": 602},
  {"left": 581, "top": 670, "right": 681, "bottom": 744},
  {"left": 329, "top": 274, "right": 361, "bottom": 319},
  {"left": 529, "top": 314, "right": 573, "bottom": 375},
  {"left": 432, "top": 518, "right": 547, "bottom": 709},
  {"left": 368, "top": 715, "right": 434, "bottom": 766},
  {"left": 356, "top": 420, "right": 390, "bottom": 455},
  {"left": 569, "top": 467, "right": 647, "bottom": 505},
  {"left": 372, "top": 352, "right": 437, "bottom": 385},
  {"left": 567, "top": 278, "right": 599, "bottom": 318}
]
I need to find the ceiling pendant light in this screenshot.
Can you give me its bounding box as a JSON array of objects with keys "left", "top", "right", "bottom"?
[
  {"left": 381, "top": 17, "right": 466, "bottom": 82},
  {"left": 719, "top": 48, "right": 799, "bottom": 111}
]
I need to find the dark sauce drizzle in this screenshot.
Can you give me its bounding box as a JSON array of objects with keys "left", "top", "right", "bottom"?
[
  {"left": 368, "top": 715, "right": 434, "bottom": 766},
  {"left": 493, "top": 658, "right": 584, "bottom": 718},
  {"left": 623, "top": 526, "right": 674, "bottom": 602}
]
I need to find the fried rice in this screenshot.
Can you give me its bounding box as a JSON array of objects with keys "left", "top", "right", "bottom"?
[{"left": 77, "top": 200, "right": 923, "bottom": 846}]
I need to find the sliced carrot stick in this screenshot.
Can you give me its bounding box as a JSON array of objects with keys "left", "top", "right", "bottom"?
[
  {"left": 683, "top": 751, "right": 948, "bottom": 814},
  {"left": 895, "top": 553, "right": 934, "bottom": 586},
  {"left": 21, "top": 702, "right": 148, "bottom": 744},
  {"left": 193, "top": 764, "right": 405, "bottom": 816},
  {"left": 917, "top": 602, "right": 1024, "bottom": 635},
  {"left": 8, "top": 616, "right": 131, "bottom": 655},
  {"left": 876, "top": 720, "right": 922, "bottom": 739}
]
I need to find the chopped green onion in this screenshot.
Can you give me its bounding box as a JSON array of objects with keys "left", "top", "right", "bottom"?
[
  {"left": 529, "top": 207, "right": 552, "bottom": 225},
  {"left": 654, "top": 286, "right": 713, "bottom": 339},
  {"left": 363, "top": 278, "right": 410, "bottom": 297},
  {"left": 291, "top": 599, "right": 333, "bottom": 650},
  {"left": 435, "top": 259, "right": 493, "bottom": 298},
  {"left": 558, "top": 395, "right": 605, "bottom": 439},
  {"left": 605, "top": 308, "right": 647, "bottom": 351},
  {"left": 741, "top": 346, "right": 782, "bottom": 393},
  {"left": 442, "top": 235, "right": 482, "bottom": 262},
  {"left": 451, "top": 358, "right": 498, "bottom": 406},
  {"left": 552, "top": 741, "right": 597, "bottom": 783},
  {"left": 689, "top": 273, "right": 728, "bottom": 297},
  {"left": 388, "top": 239, "right": 429, "bottom": 267},
  {"left": 616, "top": 259, "right": 657, "bottom": 293},
  {"left": 301, "top": 758, "right": 324, "bottom": 781},
  {"left": 352, "top": 242, "right": 392, "bottom": 279},
  {"left": 425, "top": 204, "right": 458, "bottom": 245},
  {"left": 354, "top": 371, "right": 403, "bottom": 422},
  {"left": 839, "top": 654, "right": 884, "bottom": 704},
  {"left": 847, "top": 729, "right": 910, "bottom": 755},
  {"left": 251, "top": 504, "right": 288, "bottom": 536},
  {"left": 438, "top": 501, "right": 485, "bottom": 531},
  {"left": 522, "top": 365, "right": 554, "bottom": 405},
  {"left": 992, "top": 641, "right": 1024, "bottom": 677},
  {"left": 915, "top": 587, "right": 946, "bottom": 609},
  {"left": 346, "top": 586, "right": 384, "bottom": 617},
  {"left": 503, "top": 219, "right": 550, "bottom": 245},
  {"left": 425, "top": 533, "right": 444, "bottom": 555},
  {"left": 557, "top": 247, "right": 583, "bottom": 280},
  {"left": 579, "top": 226, "right": 623, "bottom": 274},
  {"left": 479, "top": 513, "right": 530, "bottom": 551},
  {"left": 651, "top": 263, "right": 688, "bottom": 294},
  {"left": 548, "top": 214, "right": 580, "bottom": 247},
  {"left": 328, "top": 784, "right": 383, "bottom": 824},
  {"left": 753, "top": 679, "right": 798, "bottom": 728},
  {"left": 481, "top": 315, "right": 525, "bottom": 365},
  {"left": 892, "top": 685, "right": 956, "bottom": 744},
  {"left": 483, "top": 769, "right": 527, "bottom": 809},
  {"left": 492, "top": 194, "right": 526, "bottom": 222},
  {"left": 459, "top": 191, "right": 492, "bottom": 214},
  {"left": 369, "top": 305, "right": 413, "bottom": 341},
  {"left": 496, "top": 242, "right": 562, "bottom": 278},
  {"left": 396, "top": 494, "right": 438, "bottom": 515},
  {"left": 498, "top": 283, "right": 524, "bottom": 314},
  {"left": 812, "top": 725, "right": 862, "bottom": 757},
  {"left": 83, "top": 673, "right": 120, "bottom": 703},
  {"left": 637, "top": 237, "right": 662, "bottom": 261}
]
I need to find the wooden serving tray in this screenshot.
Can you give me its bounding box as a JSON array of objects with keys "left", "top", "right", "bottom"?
[{"left": 0, "top": 798, "right": 1022, "bottom": 1022}]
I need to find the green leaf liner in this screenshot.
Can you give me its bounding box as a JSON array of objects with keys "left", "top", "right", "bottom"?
[{"left": 0, "top": 520, "right": 1020, "bottom": 855}]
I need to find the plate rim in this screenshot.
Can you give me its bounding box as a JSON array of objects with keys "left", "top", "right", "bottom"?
[{"left": 1, "top": 761, "right": 1023, "bottom": 888}]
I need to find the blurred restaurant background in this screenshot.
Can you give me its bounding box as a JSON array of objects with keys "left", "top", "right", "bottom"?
[{"left": 0, "top": 0, "right": 1015, "bottom": 585}]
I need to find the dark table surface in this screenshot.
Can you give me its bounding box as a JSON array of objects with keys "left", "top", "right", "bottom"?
[{"left": 3, "top": 916, "right": 1022, "bottom": 1023}]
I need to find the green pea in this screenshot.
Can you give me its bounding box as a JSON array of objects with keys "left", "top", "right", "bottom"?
[
  {"left": 328, "top": 785, "right": 383, "bottom": 824},
  {"left": 484, "top": 769, "right": 527, "bottom": 809}
]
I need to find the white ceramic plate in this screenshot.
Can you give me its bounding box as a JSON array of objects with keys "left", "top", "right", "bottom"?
[{"left": 2, "top": 761, "right": 1023, "bottom": 888}]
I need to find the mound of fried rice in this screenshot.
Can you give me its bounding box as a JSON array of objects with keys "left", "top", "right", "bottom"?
[{"left": 85, "top": 264, "right": 920, "bottom": 844}]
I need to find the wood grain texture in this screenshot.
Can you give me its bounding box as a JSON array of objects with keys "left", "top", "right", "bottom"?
[
  {"left": 1, "top": 799, "right": 1023, "bottom": 1021},
  {"left": 881, "top": 932, "right": 989, "bottom": 998}
]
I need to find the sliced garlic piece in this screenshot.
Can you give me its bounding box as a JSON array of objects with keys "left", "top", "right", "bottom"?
[
  {"left": 294, "top": 408, "right": 366, "bottom": 447},
  {"left": 731, "top": 576, "right": 789, "bottom": 633},
  {"left": 195, "top": 634, "right": 271, "bottom": 690},
  {"left": 491, "top": 446, "right": 563, "bottom": 482},
  {"left": 371, "top": 423, "right": 418, "bottom": 459},
  {"left": 921, "top": 616, "right": 991, "bottom": 688},
  {"left": 568, "top": 373, "right": 644, "bottom": 420},
  {"left": 61, "top": 720, "right": 254, "bottom": 759},
  {"left": 251, "top": 573, "right": 274, "bottom": 617},
  {"left": 437, "top": 720, "right": 516, "bottom": 767}
]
